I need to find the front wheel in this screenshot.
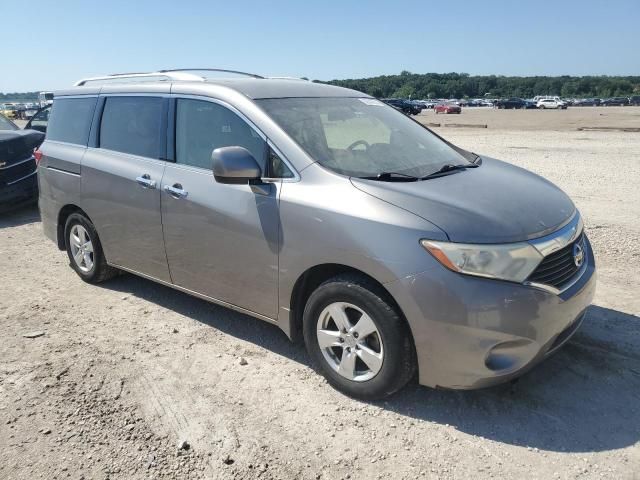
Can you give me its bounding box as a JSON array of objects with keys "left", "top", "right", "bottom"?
[
  {"left": 303, "top": 274, "right": 416, "bottom": 399},
  {"left": 65, "top": 213, "right": 118, "bottom": 283}
]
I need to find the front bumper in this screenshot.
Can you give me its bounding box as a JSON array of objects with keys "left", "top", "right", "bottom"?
[{"left": 386, "top": 236, "right": 596, "bottom": 389}]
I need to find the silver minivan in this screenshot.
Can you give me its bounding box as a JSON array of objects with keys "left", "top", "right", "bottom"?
[{"left": 37, "top": 70, "right": 596, "bottom": 399}]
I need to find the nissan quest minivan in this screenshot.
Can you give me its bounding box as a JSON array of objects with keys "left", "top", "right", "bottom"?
[{"left": 37, "top": 70, "right": 596, "bottom": 399}]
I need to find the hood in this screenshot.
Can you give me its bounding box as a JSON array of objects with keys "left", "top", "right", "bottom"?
[{"left": 351, "top": 157, "right": 575, "bottom": 244}]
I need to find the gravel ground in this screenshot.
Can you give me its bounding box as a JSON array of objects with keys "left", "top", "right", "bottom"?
[{"left": 1, "top": 110, "right": 639, "bottom": 479}]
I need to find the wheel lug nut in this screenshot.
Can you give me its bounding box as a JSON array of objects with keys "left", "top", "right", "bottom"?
[
  {"left": 339, "top": 337, "right": 344, "bottom": 343},
  {"left": 353, "top": 332, "right": 359, "bottom": 338}
]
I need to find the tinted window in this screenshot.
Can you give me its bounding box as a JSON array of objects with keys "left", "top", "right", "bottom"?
[
  {"left": 47, "top": 97, "right": 97, "bottom": 145},
  {"left": 100, "top": 97, "right": 163, "bottom": 158},
  {"left": 176, "top": 99, "right": 265, "bottom": 170}
]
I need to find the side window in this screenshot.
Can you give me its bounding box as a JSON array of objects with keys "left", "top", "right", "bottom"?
[
  {"left": 100, "top": 96, "right": 163, "bottom": 159},
  {"left": 175, "top": 99, "right": 266, "bottom": 171},
  {"left": 46, "top": 98, "right": 97, "bottom": 145},
  {"left": 267, "top": 147, "right": 294, "bottom": 179}
]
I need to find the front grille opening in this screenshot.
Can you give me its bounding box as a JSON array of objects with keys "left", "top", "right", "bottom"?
[{"left": 527, "top": 233, "right": 585, "bottom": 290}]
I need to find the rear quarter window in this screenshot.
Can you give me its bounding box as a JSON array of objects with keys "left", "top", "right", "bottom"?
[{"left": 46, "top": 97, "right": 97, "bottom": 145}]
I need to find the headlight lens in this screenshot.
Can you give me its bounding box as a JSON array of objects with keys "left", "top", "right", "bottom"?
[{"left": 421, "top": 239, "right": 543, "bottom": 283}]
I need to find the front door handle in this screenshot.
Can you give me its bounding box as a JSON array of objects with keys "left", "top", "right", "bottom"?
[
  {"left": 136, "top": 174, "right": 156, "bottom": 189},
  {"left": 164, "top": 183, "right": 188, "bottom": 198}
]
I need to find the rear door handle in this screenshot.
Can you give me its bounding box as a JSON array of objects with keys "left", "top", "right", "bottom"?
[
  {"left": 136, "top": 174, "right": 156, "bottom": 189},
  {"left": 164, "top": 183, "right": 188, "bottom": 198}
]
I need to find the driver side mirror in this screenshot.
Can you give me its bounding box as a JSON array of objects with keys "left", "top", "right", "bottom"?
[{"left": 212, "top": 146, "right": 262, "bottom": 184}]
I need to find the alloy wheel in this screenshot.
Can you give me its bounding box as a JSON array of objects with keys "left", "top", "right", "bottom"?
[
  {"left": 316, "top": 302, "right": 384, "bottom": 382},
  {"left": 69, "top": 224, "right": 94, "bottom": 273}
]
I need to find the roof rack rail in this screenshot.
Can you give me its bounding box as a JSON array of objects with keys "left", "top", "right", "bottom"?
[
  {"left": 158, "top": 68, "right": 264, "bottom": 79},
  {"left": 74, "top": 71, "right": 204, "bottom": 86},
  {"left": 267, "top": 76, "right": 309, "bottom": 81},
  {"left": 74, "top": 68, "right": 264, "bottom": 86}
]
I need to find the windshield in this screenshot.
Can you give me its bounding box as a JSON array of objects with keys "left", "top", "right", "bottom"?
[
  {"left": 257, "top": 97, "right": 469, "bottom": 178},
  {"left": 0, "top": 114, "right": 18, "bottom": 131}
]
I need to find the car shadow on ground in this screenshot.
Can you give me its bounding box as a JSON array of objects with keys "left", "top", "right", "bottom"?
[
  {"left": 0, "top": 204, "right": 40, "bottom": 228},
  {"left": 103, "top": 273, "right": 640, "bottom": 454}
]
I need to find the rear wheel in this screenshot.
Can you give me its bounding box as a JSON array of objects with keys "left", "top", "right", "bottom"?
[
  {"left": 65, "top": 213, "right": 118, "bottom": 283},
  {"left": 303, "top": 274, "right": 416, "bottom": 399}
]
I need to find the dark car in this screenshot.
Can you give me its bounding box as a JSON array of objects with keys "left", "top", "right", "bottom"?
[
  {"left": 629, "top": 96, "right": 640, "bottom": 106},
  {"left": 573, "top": 98, "right": 601, "bottom": 106},
  {"left": 601, "top": 97, "right": 629, "bottom": 106},
  {"left": 494, "top": 98, "right": 527, "bottom": 109},
  {"left": 381, "top": 98, "right": 421, "bottom": 115},
  {"left": 0, "top": 113, "right": 45, "bottom": 212}
]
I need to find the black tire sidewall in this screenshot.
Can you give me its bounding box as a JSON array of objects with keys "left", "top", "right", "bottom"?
[{"left": 303, "top": 278, "right": 415, "bottom": 400}]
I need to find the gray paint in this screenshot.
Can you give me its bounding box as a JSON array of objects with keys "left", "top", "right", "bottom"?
[
  {"left": 351, "top": 157, "right": 576, "bottom": 243},
  {"left": 81, "top": 148, "right": 171, "bottom": 282},
  {"left": 161, "top": 163, "right": 280, "bottom": 318},
  {"left": 37, "top": 78, "right": 596, "bottom": 390}
]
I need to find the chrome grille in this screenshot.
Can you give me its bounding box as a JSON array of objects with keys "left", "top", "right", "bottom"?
[{"left": 527, "top": 233, "right": 586, "bottom": 289}]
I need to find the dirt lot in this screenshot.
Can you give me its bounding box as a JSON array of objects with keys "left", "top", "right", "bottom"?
[
  {"left": 1, "top": 108, "right": 639, "bottom": 480},
  {"left": 417, "top": 105, "right": 640, "bottom": 131}
]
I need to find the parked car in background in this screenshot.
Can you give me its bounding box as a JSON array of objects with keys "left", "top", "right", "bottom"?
[
  {"left": 628, "top": 96, "right": 640, "bottom": 106},
  {"left": 573, "top": 98, "right": 601, "bottom": 106},
  {"left": 601, "top": 97, "right": 629, "bottom": 106},
  {"left": 494, "top": 98, "right": 527, "bottom": 109},
  {"left": 37, "top": 70, "right": 596, "bottom": 400},
  {"left": 408, "top": 100, "right": 426, "bottom": 111},
  {"left": 22, "top": 105, "right": 40, "bottom": 120},
  {"left": 0, "top": 113, "right": 45, "bottom": 212},
  {"left": 537, "top": 98, "right": 568, "bottom": 109},
  {"left": 24, "top": 105, "right": 51, "bottom": 133},
  {"left": 434, "top": 102, "right": 461, "bottom": 114},
  {"left": 381, "top": 98, "right": 422, "bottom": 115},
  {"left": 417, "top": 100, "right": 437, "bottom": 109},
  {"left": 0, "top": 103, "right": 18, "bottom": 119}
]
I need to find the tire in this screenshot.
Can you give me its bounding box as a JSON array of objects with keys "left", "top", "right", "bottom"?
[
  {"left": 302, "top": 274, "right": 416, "bottom": 400},
  {"left": 64, "top": 213, "right": 118, "bottom": 283}
]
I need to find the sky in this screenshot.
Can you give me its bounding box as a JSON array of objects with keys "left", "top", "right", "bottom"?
[{"left": 2, "top": 0, "right": 639, "bottom": 92}]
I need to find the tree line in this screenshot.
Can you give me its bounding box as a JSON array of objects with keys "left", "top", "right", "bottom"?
[
  {"left": 0, "top": 91, "right": 39, "bottom": 101},
  {"left": 322, "top": 72, "right": 640, "bottom": 99},
  {"left": 5, "top": 73, "right": 640, "bottom": 101}
]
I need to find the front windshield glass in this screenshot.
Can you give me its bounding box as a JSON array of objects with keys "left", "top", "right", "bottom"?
[
  {"left": 257, "top": 97, "right": 469, "bottom": 178},
  {"left": 0, "top": 114, "right": 18, "bottom": 131}
]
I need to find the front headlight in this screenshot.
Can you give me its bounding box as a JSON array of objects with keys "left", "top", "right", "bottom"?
[{"left": 421, "top": 239, "right": 543, "bottom": 283}]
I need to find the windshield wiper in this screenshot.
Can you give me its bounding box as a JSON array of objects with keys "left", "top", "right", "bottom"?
[
  {"left": 359, "top": 171, "right": 420, "bottom": 182},
  {"left": 421, "top": 163, "right": 479, "bottom": 180}
]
